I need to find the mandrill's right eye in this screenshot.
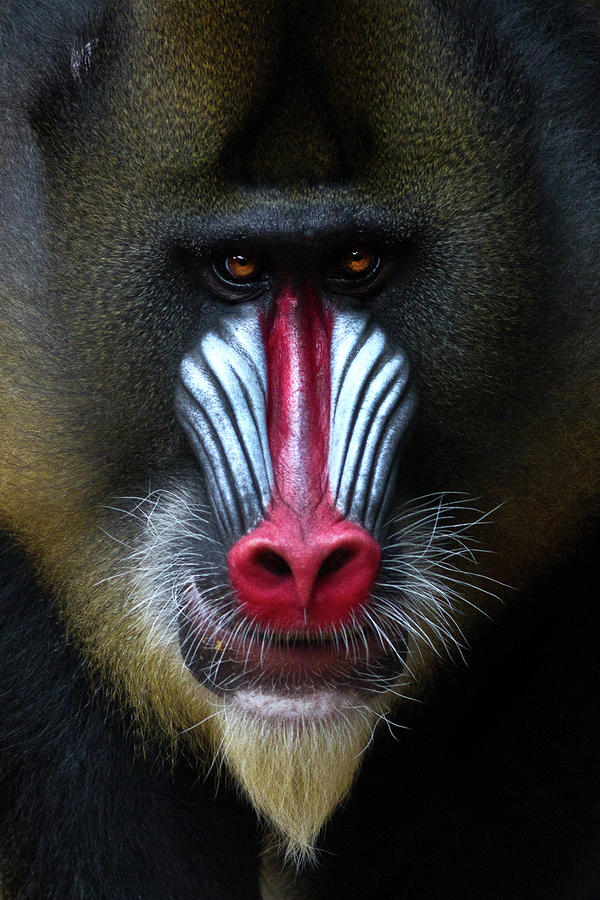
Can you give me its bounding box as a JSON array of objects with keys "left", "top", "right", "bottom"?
[
  {"left": 223, "top": 251, "right": 261, "bottom": 282},
  {"left": 208, "top": 249, "right": 268, "bottom": 303},
  {"left": 214, "top": 250, "right": 265, "bottom": 284},
  {"left": 208, "top": 250, "right": 269, "bottom": 302}
]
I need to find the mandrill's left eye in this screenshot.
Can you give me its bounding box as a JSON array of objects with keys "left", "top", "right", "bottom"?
[
  {"left": 328, "top": 244, "right": 381, "bottom": 292},
  {"left": 340, "top": 245, "right": 377, "bottom": 276}
]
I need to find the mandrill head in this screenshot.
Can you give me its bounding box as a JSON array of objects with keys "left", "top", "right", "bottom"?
[{"left": 5, "top": 0, "right": 590, "bottom": 870}]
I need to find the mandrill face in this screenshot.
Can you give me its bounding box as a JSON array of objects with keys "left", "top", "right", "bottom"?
[
  {"left": 171, "top": 244, "right": 417, "bottom": 856},
  {"left": 1, "top": 0, "right": 594, "bottom": 869}
]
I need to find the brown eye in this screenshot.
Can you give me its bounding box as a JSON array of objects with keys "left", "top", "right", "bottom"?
[
  {"left": 209, "top": 248, "right": 268, "bottom": 303},
  {"left": 340, "top": 245, "right": 377, "bottom": 277},
  {"left": 223, "top": 251, "right": 260, "bottom": 282},
  {"left": 327, "top": 243, "right": 384, "bottom": 297}
]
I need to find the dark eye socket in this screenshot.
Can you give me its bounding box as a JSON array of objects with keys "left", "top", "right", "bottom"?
[{"left": 207, "top": 244, "right": 381, "bottom": 302}]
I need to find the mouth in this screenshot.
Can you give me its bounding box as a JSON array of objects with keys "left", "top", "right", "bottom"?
[{"left": 178, "top": 578, "right": 407, "bottom": 695}]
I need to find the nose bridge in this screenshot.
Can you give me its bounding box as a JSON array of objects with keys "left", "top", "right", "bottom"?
[{"left": 263, "top": 283, "right": 333, "bottom": 515}]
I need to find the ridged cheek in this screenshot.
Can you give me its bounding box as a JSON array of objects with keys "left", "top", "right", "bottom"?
[
  {"left": 175, "top": 311, "right": 274, "bottom": 541},
  {"left": 329, "top": 309, "right": 416, "bottom": 536}
]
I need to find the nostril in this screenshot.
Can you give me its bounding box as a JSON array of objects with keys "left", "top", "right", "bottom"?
[
  {"left": 317, "top": 547, "right": 354, "bottom": 579},
  {"left": 254, "top": 549, "right": 293, "bottom": 578},
  {"left": 228, "top": 514, "right": 381, "bottom": 629}
]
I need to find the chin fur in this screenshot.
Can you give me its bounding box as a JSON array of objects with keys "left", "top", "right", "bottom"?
[{"left": 207, "top": 688, "right": 392, "bottom": 866}]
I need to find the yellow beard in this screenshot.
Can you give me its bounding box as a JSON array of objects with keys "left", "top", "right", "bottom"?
[{"left": 211, "top": 689, "right": 390, "bottom": 864}]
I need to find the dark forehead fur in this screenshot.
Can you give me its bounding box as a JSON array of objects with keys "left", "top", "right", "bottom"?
[{"left": 4, "top": 0, "right": 600, "bottom": 282}]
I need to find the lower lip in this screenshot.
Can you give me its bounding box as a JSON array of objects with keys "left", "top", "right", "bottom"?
[{"left": 179, "top": 579, "right": 405, "bottom": 693}]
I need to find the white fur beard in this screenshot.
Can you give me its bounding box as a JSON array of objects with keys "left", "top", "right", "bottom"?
[{"left": 213, "top": 689, "right": 389, "bottom": 865}]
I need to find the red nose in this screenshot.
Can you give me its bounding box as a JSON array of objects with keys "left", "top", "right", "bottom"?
[{"left": 228, "top": 503, "right": 381, "bottom": 630}]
